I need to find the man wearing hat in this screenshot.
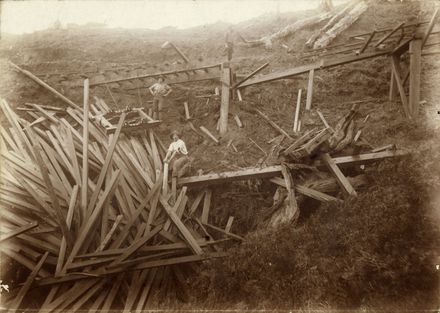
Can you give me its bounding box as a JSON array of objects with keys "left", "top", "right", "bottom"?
[
  {"left": 149, "top": 76, "right": 172, "bottom": 120},
  {"left": 164, "top": 130, "right": 189, "bottom": 177}
]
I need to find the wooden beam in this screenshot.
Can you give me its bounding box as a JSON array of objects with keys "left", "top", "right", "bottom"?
[
  {"left": 81, "top": 79, "right": 89, "bottom": 220},
  {"left": 219, "top": 63, "right": 231, "bottom": 135},
  {"left": 255, "top": 109, "right": 293, "bottom": 140},
  {"left": 270, "top": 177, "right": 341, "bottom": 203},
  {"left": 422, "top": 8, "right": 439, "bottom": 48},
  {"left": 33, "top": 145, "right": 73, "bottom": 246},
  {"left": 199, "top": 126, "right": 219, "bottom": 144},
  {"left": 9, "top": 62, "right": 82, "bottom": 111},
  {"left": 321, "top": 153, "right": 357, "bottom": 198},
  {"left": 390, "top": 54, "right": 410, "bottom": 118},
  {"left": 305, "top": 69, "right": 314, "bottom": 110},
  {"left": 234, "top": 115, "right": 243, "bottom": 128},
  {"left": 183, "top": 101, "right": 191, "bottom": 120},
  {"left": 178, "top": 165, "right": 283, "bottom": 187},
  {"left": 239, "top": 49, "right": 391, "bottom": 88},
  {"left": 86, "top": 113, "right": 126, "bottom": 217},
  {"left": 8, "top": 252, "right": 49, "bottom": 310},
  {"left": 408, "top": 38, "right": 422, "bottom": 118},
  {"left": 90, "top": 63, "right": 221, "bottom": 86},
  {"left": 159, "top": 196, "right": 204, "bottom": 255},
  {"left": 165, "top": 41, "right": 191, "bottom": 63},
  {"left": 201, "top": 222, "right": 244, "bottom": 241},
  {"left": 293, "top": 89, "right": 302, "bottom": 132},
  {"left": 358, "top": 30, "right": 376, "bottom": 54},
  {"left": 0, "top": 221, "right": 38, "bottom": 242},
  {"left": 201, "top": 189, "right": 212, "bottom": 224},
  {"left": 374, "top": 22, "right": 405, "bottom": 47},
  {"left": 234, "top": 62, "right": 269, "bottom": 89}
]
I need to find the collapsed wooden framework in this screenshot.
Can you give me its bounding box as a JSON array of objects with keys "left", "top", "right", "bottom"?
[
  {"left": 2, "top": 8, "right": 434, "bottom": 311},
  {"left": 237, "top": 9, "right": 439, "bottom": 120}
]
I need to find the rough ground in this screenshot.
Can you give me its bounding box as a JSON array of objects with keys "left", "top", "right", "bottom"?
[{"left": 0, "top": 0, "right": 439, "bottom": 311}]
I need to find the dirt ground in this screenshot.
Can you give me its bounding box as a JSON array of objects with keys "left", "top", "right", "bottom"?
[{"left": 0, "top": 0, "right": 439, "bottom": 310}]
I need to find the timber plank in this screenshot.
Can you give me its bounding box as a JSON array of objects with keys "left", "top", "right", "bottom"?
[{"left": 321, "top": 153, "right": 357, "bottom": 197}]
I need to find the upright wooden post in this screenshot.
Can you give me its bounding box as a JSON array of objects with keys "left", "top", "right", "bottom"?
[
  {"left": 408, "top": 37, "right": 422, "bottom": 119},
  {"left": 81, "top": 79, "right": 89, "bottom": 222},
  {"left": 388, "top": 66, "right": 397, "bottom": 101},
  {"left": 305, "top": 69, "right": 314, "bottom": 110},
  {"left": 219, "top": 63, "right": 231, "bottom": 135},
  {"left": 293, "top": 89, "right": 302, "bottom": 132}
]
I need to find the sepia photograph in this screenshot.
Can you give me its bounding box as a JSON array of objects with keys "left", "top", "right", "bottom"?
[{"left": 0, "top": 0, "right": 439, "bottom": 312}]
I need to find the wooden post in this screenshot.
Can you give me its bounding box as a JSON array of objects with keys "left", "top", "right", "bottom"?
[
  {"left": 293, "top": 89, "right": 302, "bottom": 132},
  {"left": 183, "top": 101, "right": 191, "bottom": 120},
  {"left": 390, "top": 54, "right": 410, "bottom": 118},
  {"left": 163, "top": 162, "right": 169, "bottom": 195},
  {"left": 389, "top": 66, "right": 397, "bottom": 101},
  {"left": 321, "top": 153, "right": 357, "bottom": 198},
  {"left": 219, "top": 63, "right": 231, "bottom": 135},
  {"left": 199, "top": 126, "right": 219, "bottom": 144},
  {"left": 81, "top": 79, "right": 89, "bottom": 221},
  {"left": 236, "top": 89, "right": 243, "bottom": 102},
  {"left": 234, "top": 115, "right": 243, "bottom": 128},
  {"left": 408, "top": 38, "right": 422, "bottom": 119},
  {"left": 305, "top": 69, "right": 314, "bottom": 110}
]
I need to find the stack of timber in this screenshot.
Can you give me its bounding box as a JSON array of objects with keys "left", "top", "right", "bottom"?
[{"left": 0, "top": 97, "right": 239, "bottom": 311}]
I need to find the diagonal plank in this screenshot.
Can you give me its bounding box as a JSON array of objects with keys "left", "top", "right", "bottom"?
[{"left": 321, "top": 153, "right": 357, "bottom": 198}]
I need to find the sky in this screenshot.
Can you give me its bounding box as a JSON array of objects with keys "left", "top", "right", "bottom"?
[{"left": 0, "top": 0, "right": 346, "bottom": 35}]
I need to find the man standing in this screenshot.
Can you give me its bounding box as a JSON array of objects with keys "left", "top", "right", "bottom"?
[
  {"left": 149, "top": 76, "right": 172, "bottom": 120},
  {"left": 164, "top": 130, "right": 190, "bottom": 178}
]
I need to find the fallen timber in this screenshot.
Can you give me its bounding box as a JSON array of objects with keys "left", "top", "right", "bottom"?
[
  {"left": 0, "top": 96, "right": 241, "bottom": 311},
  {"left": 177, "top": 150, "right": 407, "bottom": 187},
  {"left": 89, "top": 63, "right": 222, "bottom": 87},
  {"left": 237, "top": 49, "right": 393, "bottom": 88}
]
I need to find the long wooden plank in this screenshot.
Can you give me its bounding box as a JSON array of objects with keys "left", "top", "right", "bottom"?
[
  {"left": 240, "top": 49, "right": 392, "bottom": 88},
  {"left": 1, "top": 100, "right": 36, "bottom": 160},
  {"left": 36, "top": 252, "right": 226, "bottom": 286},
  {"left": 201, "top": 189, "right": 212, "bottom": 224},
  {"left": 108, "top": 225, "right": 162, "bottom": 267},
  {"left": 90, "top": 63, "right": 221, "bottom": 86},
  {"left": 270, "top": 177, "right": 341, "bottom": 203},
  {"left": 408, "top": 38, "right": 422, "bottom": 118},
  {"left": 293, "top": 89, "right": 302, "bottom": 132},
  {"left": 314, "top": 149, "right": 407, "bottom": 167},
  {"left": 86, "top": 113, "right": 126, "bottom": 217},
  {"left": 422, "top": 8, "right": 439, "bottom": 47},
  {"left": 159, "top": 196, "right": 204, "bottom": 255},
  {"left": 0, "top": 222, "right": 38, "bottom": 242},
  {"left": 9, "top": 62, "right": 82, "bottom": 111},
  {"left": 33, "top": 144, "right": 73, "bottom": 246},
  {"left": 8, "top": 251, "right": 49, "bottom": 310},
  {"left": 255, "top": 109, "right": 293, "bottom": 140},
  {"left": 234, "top": 62, "right": 269, "bottom": 89},
  {"left": 305, "top": 69, "right": 314, "bottom": 110},
  {"left": 321, "top": 153, "right": 357, "bottom": 197},
  {"left": 390, "top": 54, "right": 410, "bottom": 118},
  {"left": 178, "top": 165, "right": 283, "bottom": 186},
  {"left": 63, "top": 169, "right": 121, "bottom": 270},
  {"left": 81, "top": 79, "right": 90, "bottom": 220}
]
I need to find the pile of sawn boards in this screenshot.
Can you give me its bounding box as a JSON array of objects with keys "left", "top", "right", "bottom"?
[{"left": 0, "top": 97, "right": 239, "bottom": 312}]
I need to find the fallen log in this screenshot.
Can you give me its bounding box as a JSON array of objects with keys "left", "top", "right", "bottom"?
[
  {"left": 241, "top": 11, "right": 333, "bottom": 50},
  {"left": 313, "top": 1, "right": 369, "bottom": 49}
]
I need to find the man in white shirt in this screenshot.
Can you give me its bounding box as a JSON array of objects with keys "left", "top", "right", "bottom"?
[
  {"left": 149, "top": 77, "right": 172, "bottom": 120},
  {"left": 164, "top": 130, "right": 189, "bottom": 178}
]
